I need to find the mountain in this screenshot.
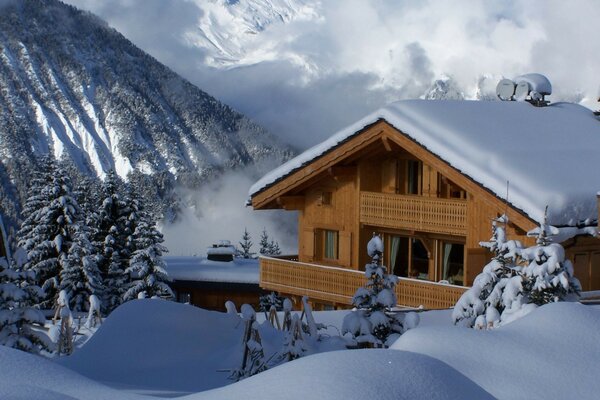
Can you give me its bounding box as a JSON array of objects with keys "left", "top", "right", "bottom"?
[
  {"left": 187, "top": 0, "right": 319, "bottom": 68},
  {"left": 0, "top": 0, "right": 293, "bottom": 226}
]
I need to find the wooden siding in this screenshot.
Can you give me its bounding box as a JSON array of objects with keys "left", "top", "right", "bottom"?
[
  {"left": 260, "top": 256, "right": 467, "bottom": 309},
  {"left": 359, "top": 191, "right": 467, "bottom": 236}
]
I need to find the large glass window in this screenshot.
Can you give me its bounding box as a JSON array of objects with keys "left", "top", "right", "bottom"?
[
  {"left": 389, "top": 235, "right": 429, "bottom": 279},
  {"left": 440, "top": 242, "right": 464, "bottom": 285}
]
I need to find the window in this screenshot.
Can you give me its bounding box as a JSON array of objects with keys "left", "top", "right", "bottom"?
[
  {"left": 316, "top": 229, "right": 339, "bottom": 261},
  {"left": 407, "top": 160, "right": 421, "bottom": 195},
  {"left": 388, "top": 235, "right": 430, "bottom": 279},
  {"left": 396, "top": 159, "right": 422, "bottom": 195},
  {"left": 439, "top": 242, "right": 464, "bottom": 285},
  {"left": 438, "top": 176, "right": 466, "bottom": 199},
  {"left": 320, "top": 191, "right": 333, "bottom": 206}
]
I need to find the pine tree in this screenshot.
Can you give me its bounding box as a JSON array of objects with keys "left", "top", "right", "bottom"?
[
  {"left": 18, "top": 162, "right": 82, "bottom": 307},
  {"left": 342, "top": 234, "right": 418, "bottom": 347},
  {"left": 258, "top": 228, "right": 270, "bottom": 255},
  {"left": 93, "top": 170, "right": 131, "bottom": 312},
  {"left": 123, "top": 207, "right": 173, "bottom": 301},
  {"left": 238, "top": 228, "right": 255, "bottom": 259},
  {"left": 0, "top": 257, "right": 52, "bottom": 353},
  {"left": 453, "top": 209, "right": 581, "bottom": 329},
  {"left": 452, "top": 216, "right": 524, "bottom": 329},
  {"left": 521, "top": 209, "right": 581, "bottom": 306},
  {"left": 59, "top": 225, "right": 103, "bottom": 312},
  {"left": 268, "top": 240, "right": 281, "bottom": 256}
]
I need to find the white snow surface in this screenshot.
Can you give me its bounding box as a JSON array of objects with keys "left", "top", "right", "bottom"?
[
  {"left": 250, "top": 100, "right": 600, "bottom": 226},
  {"left": 163, "top": 256, "right": 258, "bottom": 284},
  {"left": 392, "top": 302, "right": 600, "bottom": 399},
  {"left": 1, "top": 301, "right": 598, "bottom": 399}
]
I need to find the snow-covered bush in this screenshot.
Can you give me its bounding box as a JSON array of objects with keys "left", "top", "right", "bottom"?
[
  {"left": 342, "top": 234, "right": 419, "bottom": 347},
  {"left": 230, "top": 304, "right": 267, "bottom": 381},
  {"left": 453, "top": 212, "right": 581, "bottom": 329}
]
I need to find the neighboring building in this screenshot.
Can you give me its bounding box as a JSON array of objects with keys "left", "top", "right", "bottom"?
[
  {"left": 249, "top": 99, "right": 600, "bottom": 310},
  {"left": 164, "top": 256, "right": 265, "bottom": 311}
]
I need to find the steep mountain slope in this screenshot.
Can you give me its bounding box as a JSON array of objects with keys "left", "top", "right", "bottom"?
[
  {"left": 0, "top": 0, "right": 292, "bottom": 225},
  {"left": 186, "top": 0, "right": 319, "bottom": 68}
]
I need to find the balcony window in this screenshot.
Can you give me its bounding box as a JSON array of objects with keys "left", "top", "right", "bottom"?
[
  {"left": 389, "top": 235, "right": 429, "bottom": 279},
  {"left": 439, "top": 242, "right": 464, "bottom": 285}
]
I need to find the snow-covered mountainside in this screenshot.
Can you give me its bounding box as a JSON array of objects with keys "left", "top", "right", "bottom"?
[
  {"left": 186, "top": 0, "right": 320, "bottom": 68},
  {"left": 0, "top": 0, "right": 293, "bottom": 224}
]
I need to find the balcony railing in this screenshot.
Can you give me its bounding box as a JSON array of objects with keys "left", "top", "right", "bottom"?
[
  {"left": 360, "top": 191, "right": 467, "bottom": 236},
  {"left": 260, "top": 256, "right": 467, "bottom": 309}
]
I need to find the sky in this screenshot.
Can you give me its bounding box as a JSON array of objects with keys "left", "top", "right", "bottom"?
[
  {"left": 65, "top": 0, "right": 600, "bottom": 149},
  {"left": 63, "top": 0, "right": 600, "bottom": 254}
]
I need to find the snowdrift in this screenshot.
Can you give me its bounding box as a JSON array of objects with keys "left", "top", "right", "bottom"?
[
  {"left": 59, "top": 299, "right": 245, "bottom": 393},
  {"left": 0, "top": 345, "right": 145, "bottom": 400},
  {"left": 189, "top": 349, "right": 493, "bottom": 400},
  {"left": 392, "top": 302, "right": 600, "bottom": 399}
]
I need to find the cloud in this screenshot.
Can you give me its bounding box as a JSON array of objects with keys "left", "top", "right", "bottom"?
[
  {"left": 65, "top": 0, "right": 600, "bottom": 148},
  {"left": 161, "top": 171, "right": 297, "bottom": 256},
  {"left": 65, "top": 0, "right": 600, "bottom": 254}
]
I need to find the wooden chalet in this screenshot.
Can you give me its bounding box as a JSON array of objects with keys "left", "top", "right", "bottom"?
[{"left": 249, "top": 100, "right": 600, "bottom": 310}]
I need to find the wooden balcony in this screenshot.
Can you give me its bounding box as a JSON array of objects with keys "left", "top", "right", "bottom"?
[
  {"left": 360, "top": 191, "right": 467, "bottom": 236},
  {"left": 260, "top": 255, "right": 467, "bottom": 309}
]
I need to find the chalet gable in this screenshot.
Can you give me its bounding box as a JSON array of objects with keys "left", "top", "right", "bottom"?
[{"left": 251, "top": 100, "right": 600, "bottom": 228}]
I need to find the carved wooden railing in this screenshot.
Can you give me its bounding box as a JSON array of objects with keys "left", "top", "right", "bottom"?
[
  {"left": 260, "top": 256, "right": 467, "bottom": 309},
  {"left": 360, "top": 191, "right": 467, "bottom": 236}
]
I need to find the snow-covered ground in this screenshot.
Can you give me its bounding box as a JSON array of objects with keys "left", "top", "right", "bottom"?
[{"left": 1, "top": 300, "right": 598, "bottom": 399}]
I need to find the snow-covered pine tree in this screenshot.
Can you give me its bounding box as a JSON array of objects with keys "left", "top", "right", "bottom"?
[
  {"left": 342, "top": 234, "right": 418, "bottom": 347},
  {"left": 258, "top": 228, "right": 270, "bottom": 255},
  {"left": 452, "top": 216, "right": 524, "bottom": 329},
  {"left": 93, "top": 170, "right": 131, "bottom": 312},
  {"left": 18, "top": 162, "right": 82, "bottom": 307},
  {"left": 123, "top": 205, "right": 173, "bottom": 301},
  {"left": 0, "top": 256, "right": 52, "bottom": 353},
  {"left": 268, "top": 240, "right": 281, "bottom": 256},
  {"left": 237, "top": 228, "right": 255, "bottom": 259},
  {"left": 59, "top": 225, "right": 103, "bottom": 312},
  {"left": 520, "top": 208, "right": 581, "bottom": 306}
]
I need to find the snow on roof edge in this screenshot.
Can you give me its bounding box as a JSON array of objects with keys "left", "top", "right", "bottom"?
[{"left": 250, "top": 100, "right": 600, "bottom": 227}]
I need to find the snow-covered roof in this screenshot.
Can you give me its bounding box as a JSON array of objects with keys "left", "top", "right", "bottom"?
[
  {"left": 250, "top": 100, "right": 600, "bottom": 226},
  {"left": 164, "top": 256, "right": 259, "bottom": 284}
]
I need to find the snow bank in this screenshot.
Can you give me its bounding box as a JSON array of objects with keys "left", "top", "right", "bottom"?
[
  {"left": 59, "top": 299, "right": 245, "bottom": 394},
  {"left": 190, "top": 350, "right": 492, "bottom": 400},
  {"left": 0, "top": 345, "right": 146, "bottom": 400},
  {"left": 250, "top": 100, "right": 600, "bottom": 226},
  {"left": 391, "top": 302, "right": 600, "bottom": 399}
]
